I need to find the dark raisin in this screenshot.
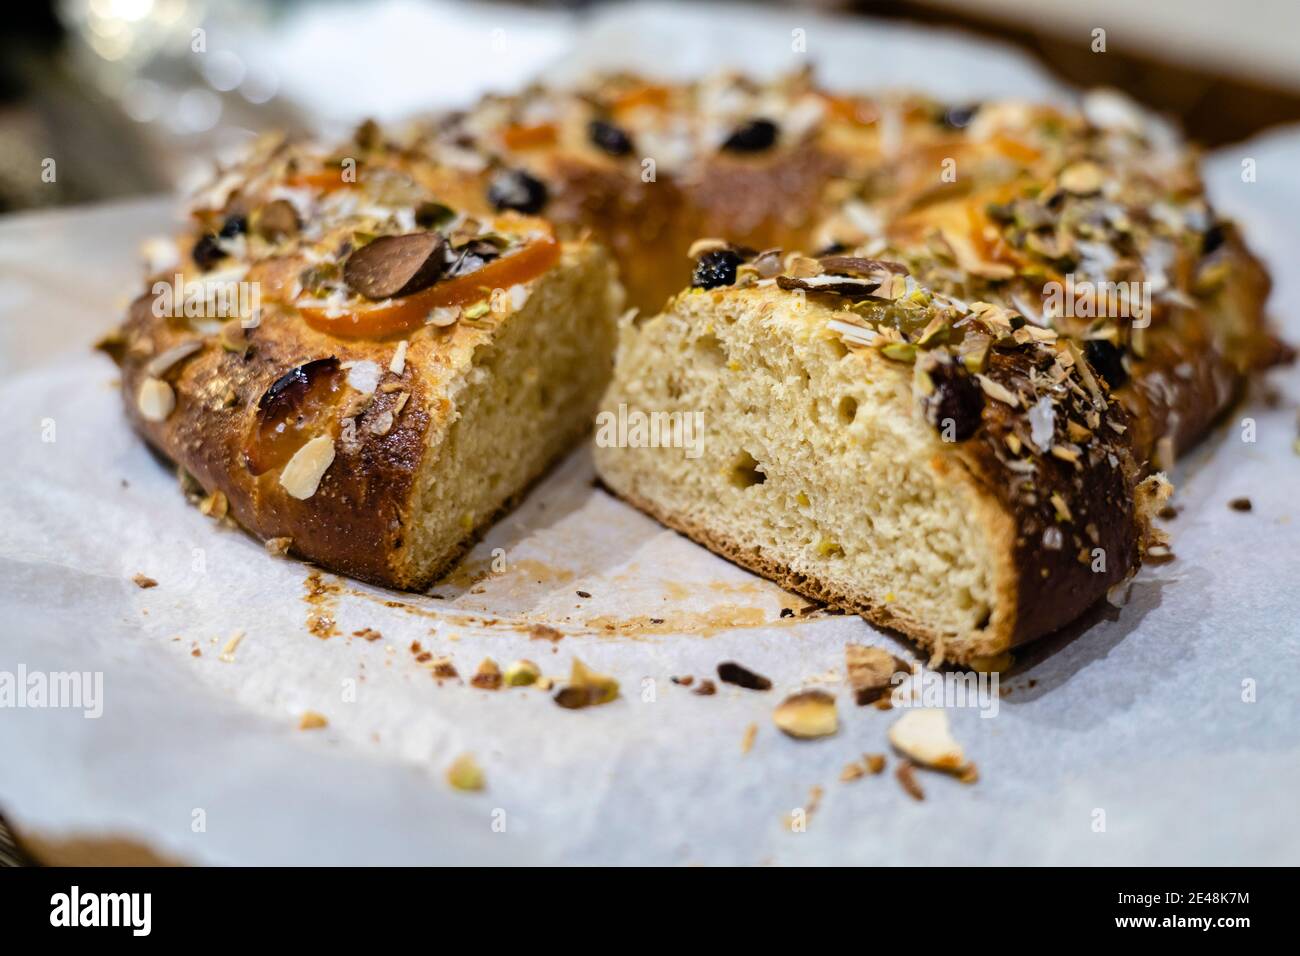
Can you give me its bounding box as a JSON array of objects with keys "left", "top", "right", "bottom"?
[
  {"left": 218, "top": 214, "right": 247, "bottom": 238},
  {"left": 720, "top": 118, "right": 778, "bottom": 153},
  {"left": 588, "top": 118, "right": 633, "bottom": 156},
  {"left": 487, "top": 168, "right": 548, "bottom": 214},
  {"left": 924, "top": 361, "right": 983, "bottom": 442},
  {"left": 691, "top": 249, "right": 742, "bottom": 289},
  {"left": 1202, "top": 222, "right": 1226, "bottom": 255},
  {"left": 1085, "top": 339, "right": 1128, "bottom": 389},
  {"left": 943, "top": 104, "right": 978, "bottom": 129},
  {"left": 716, "top": 661, "right": 771, "bottom": 691},
  {"left": 191, "top": 233, "right": 225, "bottom": 272}
]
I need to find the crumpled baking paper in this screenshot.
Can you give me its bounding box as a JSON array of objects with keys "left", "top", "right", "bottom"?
[{"left": 1, "top": 3, "right": 1297, "bottom": 865}]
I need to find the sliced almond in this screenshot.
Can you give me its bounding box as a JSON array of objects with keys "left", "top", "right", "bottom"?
[
  {"left": 137, "top": 377, "right": 175, "bottom": 422},
  {"left": 975, "top": 374, "right": 1020, "bottom": 408},
  {"left": 145, "top": 340, "right": 202, "bottom": 378},
  {"left": 389, "top": 339, "right": 409, "bottom": 375},
  {"left": 278, "top": 435, "right": 336, "bottom": 500},
  {"left": 772, "top": 689, "right": 838, "bottom": 739},
  {"left": 887, "top": 708, "right": 968, "bottom": 772},
  {"left": 427, "top": 305, "right": 461, "bottom": 327}
]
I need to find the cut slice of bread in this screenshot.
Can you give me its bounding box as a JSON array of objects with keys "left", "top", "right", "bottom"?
[
  {"left": 594, "top": 266, "right": 1156, "bottom": 665},
  {"left": 111, "top": 138, "right": 623, "bottom": 591}
]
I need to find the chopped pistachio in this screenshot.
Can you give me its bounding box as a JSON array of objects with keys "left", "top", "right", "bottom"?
[
  {"left": 446, "top": 753, "right": 485, "bottom": 791},
  {"left": 503, "top": 659, "right": 541, "bottom": 687}
]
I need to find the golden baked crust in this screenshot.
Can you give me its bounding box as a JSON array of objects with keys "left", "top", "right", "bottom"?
[{"left": 105, "top": 73, "right": 1287, "bottom": 657}]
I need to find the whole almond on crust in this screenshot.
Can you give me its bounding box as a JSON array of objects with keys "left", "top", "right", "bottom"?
[
  {"left": 344, "top": 232, "right": 447, "bottom": 301},
  {"left": 773, "top": 689, "right": 838, "bottom": 739},
  {"left": 279, "top": 435, "right": 336, "bottom": 500},
  {"left": 888, "top": 708, "right": 968, "bottom": 772}
]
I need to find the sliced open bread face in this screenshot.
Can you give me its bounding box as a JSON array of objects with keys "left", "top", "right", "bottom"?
[{"left": 595, "top": 269, "right": 1146, "bottom": 665}]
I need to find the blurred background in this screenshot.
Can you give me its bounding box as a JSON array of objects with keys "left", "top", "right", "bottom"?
[{"left": 2, "top": 0, "right": 1298, "bottom": 212}]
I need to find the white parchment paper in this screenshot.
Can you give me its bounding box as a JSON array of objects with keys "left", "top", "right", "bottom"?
[{"left": 1, "top": 4, "right": 1297, "bottom": 865}]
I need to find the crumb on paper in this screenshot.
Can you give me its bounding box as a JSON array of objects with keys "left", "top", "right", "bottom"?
[
  {"left": 298, "top": 711, "right": 328, "bottom": 730},
  {"left": 265, "top": 536, "right": 293, "bottom": 556},
  {"left": 895, "top": 760, "right": 925, "bottom": 801},
  {"left": 132, "top": 573, "right": 157, "bottom": 589},
  {"left": 553, "top": 657, "right": 618, "bottom": 709},
  {"left": 471, "top": 658, "right": 502, "bottom": 690},
  {"left": 741, "top": 722, "right": 757, "bottom": 754},
  {"left": 529, "top": 623, "right": 563, "bottom": 642},
  {"left": 352, "top": 627, "right": 382, "bottom": 642},
  {"left": 845, "top": 643, "right": 909, "bottom": 705}
]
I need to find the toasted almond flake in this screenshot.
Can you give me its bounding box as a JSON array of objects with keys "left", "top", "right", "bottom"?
[
  {"left": 279, "top": 435, "right": 336, "bottom": 500},
  {"left": 740, "top": 722, "right": 758, "bottom": 754},
  {"left": 145, "top": 340, "right": 202, "bottom": 377},
  {"left": 137, "top": 377, "right": 175, "bottom": 422},
  {"left": 298, "top": 710, "right": 328, "bottom": 730},
  {"left": 389, "top": 339, "right": 409, "bottom": 375},
  {"left": 773, "top": 689, "right": 838, "bottom": 739},
  {"left": 446, "top": 753, "right": 485, "bottom": 791},
  {"left": 888, "top": 708, "right": 968, "bottom": 772},
  {"left": 975, "top": 374, "right": 1020, "bottom": 408},
  {"left": 427, "top": 305, "right": 461, "bottom": 327},
  {"left": 345, "top": 359, "right": 382, "bottom": 394},
  {"left": 219, "top": 629, "right": 245, "bottom": 663}
]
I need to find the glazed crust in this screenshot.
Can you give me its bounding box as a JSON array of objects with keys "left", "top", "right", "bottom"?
[{"left": 117, "top": 290, "right": 433, "bottom": 585}]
